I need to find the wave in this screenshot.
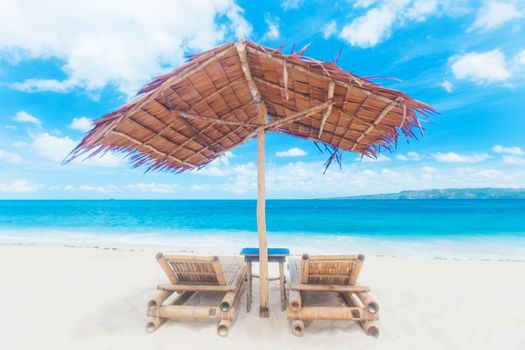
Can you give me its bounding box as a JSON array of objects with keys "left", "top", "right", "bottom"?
[{"left": 1, "top": 228, "right": 524, "bottom": 260}]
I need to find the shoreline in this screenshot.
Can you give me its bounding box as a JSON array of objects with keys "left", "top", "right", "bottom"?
[
  {"left": 1, "top": 240, "right": 524, "bottom": 263},
  {"left": 1, "top": 229, "right": 525, "bottom": 261}
]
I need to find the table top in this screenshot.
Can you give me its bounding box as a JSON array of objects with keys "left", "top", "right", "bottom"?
[{"left": 240, "top": 247, "right": 290, "bottom": 256}]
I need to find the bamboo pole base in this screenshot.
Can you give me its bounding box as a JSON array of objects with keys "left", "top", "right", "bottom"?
[
  {"left": 217, "top": 319, "right": 232, "bottom": 337},
  {"left": 259, "top": 306, "right": 269, "bottom": 318},
  {"left": 246, "top": 261, "right": 252, "bottom": 313},
  {"left": 145, "top": 317, "right": 163, "bottom": 333},
  {"left": 341, "top": 292, "right": 380, "bottom": 337},
  {"left": 360, "top": 321, "right": 380, "bottom": 338},
  {"left": 290, "top": 320, "right": 304, "bottom": 337}
]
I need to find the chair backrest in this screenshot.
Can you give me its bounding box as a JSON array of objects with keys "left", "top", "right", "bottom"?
[
  {"left": 300, "top": 254, "right": 365, "bottom": 285},
  {"left": 156, "top": 254, "right": 226, "bottom": 285}
]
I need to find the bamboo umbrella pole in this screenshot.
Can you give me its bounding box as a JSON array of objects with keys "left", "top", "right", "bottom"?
[
  {"left": 257, "top": 106, "right": 269, "bottom": 318},
  {"left": 236, "top": 39, "right": 270, "bottom": 318}
]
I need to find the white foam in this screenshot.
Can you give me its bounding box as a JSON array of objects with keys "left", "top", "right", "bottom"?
[{"left": 0, "top": 229, "right": 524, "bottom": 260}]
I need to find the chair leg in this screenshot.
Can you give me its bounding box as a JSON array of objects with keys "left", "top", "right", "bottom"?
[
  {"left": 146, "top": 317, "right": 164, "bottom": 332},
  {"left": 290, "top": 319, "right": 304, "bottom": 336},
  {"left": 246, "top": 261, "right": 252, "bottom": 312},
  {"left": 217, "top": 319, "right": 232, "bottom": 337},
  {"left": 279, "top": 261, "right": 286, "bottom": 311}
]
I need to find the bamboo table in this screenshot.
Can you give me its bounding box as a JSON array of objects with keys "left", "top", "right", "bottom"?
[{"left": 240, "top": 247, "right": 290, "bottom": 312}]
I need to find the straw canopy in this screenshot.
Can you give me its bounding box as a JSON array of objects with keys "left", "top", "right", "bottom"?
[{"left": 66, "top": 39, "right": 435, "bottom": 172}]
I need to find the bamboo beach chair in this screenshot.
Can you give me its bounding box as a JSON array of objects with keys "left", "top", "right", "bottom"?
[
  {"left": 287, "top": 254, "right": 380, "bottom": 337},
  {"left": 146, "top": 254, "right": 247, "bottom": 336}
]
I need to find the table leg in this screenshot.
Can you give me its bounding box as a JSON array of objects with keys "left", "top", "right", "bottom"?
[
  {"left": 246, "top": 261, "right": 252, "bottom": 312},
  {"left": 279, "top": 261, "right": 286, "bottom": 311}
]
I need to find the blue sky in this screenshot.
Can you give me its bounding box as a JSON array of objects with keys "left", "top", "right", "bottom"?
[{"left": 0, "top": 0, "right": 524, "bottom": 199}]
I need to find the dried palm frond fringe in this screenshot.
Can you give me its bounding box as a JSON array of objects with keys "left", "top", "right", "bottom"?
[{"left": 65, "top": 40, "right": 436, "bottom": 173}]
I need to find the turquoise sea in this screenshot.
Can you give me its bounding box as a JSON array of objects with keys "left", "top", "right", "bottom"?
[{"left": 1, "top": 200, "right": 524, "bottom": 259}]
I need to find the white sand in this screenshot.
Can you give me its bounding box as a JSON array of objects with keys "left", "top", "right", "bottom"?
[{"left": 1, "top": 245, "right": 525, "bottom": 350}]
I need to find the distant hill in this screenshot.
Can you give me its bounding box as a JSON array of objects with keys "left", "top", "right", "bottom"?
[{"left": 332, "top": 188, "right": 525, "bottom": 200}]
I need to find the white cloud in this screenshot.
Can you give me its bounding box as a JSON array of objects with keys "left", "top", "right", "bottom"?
[
  {"left": 420, "top": 165, "right": 438, "bottom": 180},
  {"left": 356, "top": 154, "right": 391, "bottom": 162},
  {"left": 340, "top": 6, "right": 396, "bottom": 48},
  {"left": 223, "top": 163, "right": 257, "bottom": 194},
  {"left": 433, "top": 152, "right": 491, "bottom": 163},
  {"left": 12, "top": 111, "right": 41, "bottom": 127},
  {"left": 197, "top": 165, "right": 229, "bottom": 177},
  {"left": 204, "top": 162, "right": 257, "bottom": 194},
  {"left": 63, "top": 148, "right": 525, "bottom": 198},
  {"left": 31, "top": 132, "right": 76, "bottom": 162},
  {"left": 353, "top": 0, "right": 378, "bottom": 8},
  {"left": 440, "top": 80, "right": 453, "bottom": 92},
  {"left": 221, "top": 178, "right": 255, "bottom": 195},
  {"left": 493, "top": 145, "right": 524, "bottom": 156},
  {"left": 517, "top": 50, "right": 525, "bottom": 65},
  {"left": 77, "top": 154, "right": 125, "bottom": 167},
  {"left": 281, "top": 0, "right": 302, "bottom": 10},
  {"left": 144, "top": 147, "right": 525, "bottom": 197},
  {"left": 339, "top": 0, "right": 442, "bottom": 48},
  {"left": 396, "top": 151, "right": 421, "bottom": 161},
  {"left": 321, "top": 21, "right": 337, "bottom": 39},
  {"left": 502, "top": 156, "right": 525, "bottom": 165},
  {"left": 0, "top": 180, "right": 41, "bottom": 193},
  {"left": 476, "top": 168, "right": 504, "bottom": 178},
  {"left": 0, "top": 0, "right": 251, "bottom": 95},
  {"left": 10, "top": 79, "right": 76, "bottom": 93},
  {"left": 406, "top": 0, "right": 439, "bottom": 21},
  {"left": 208, "top": 159, "right": 525, "bottom": 197},
  {"left": 263, "top": 16, "right": 280, "bottom": 40},
  {"left": 470, "top": 1, "right": 523, "bottom": 31},
  {"left": 218, "top": 151, "right": 235, "bottom": 166},
  {"left": 232, "top": 163, "right": 257, "bottom": 177},
  {"left": 190, "top": 184, "right": 213, "bottom": 192},
  {"left": 450, "top": 49, "right": 511, "bottom": 84},
  {"left": 276, "top": 147, "right": 307, "bottom": 157},
  {"left": 225, "top": 4, "right": 253, "bottom": 40},
  {"left": 64, "top": 184, "right": 119, "bottom": 193},
  {"left": 0, "top": 150, "right": 22, "bottom": 164},
  {"left": 69, "top": 117, "right": 93, "bottom": 132},
  {"left": 127, "top": 183, "right": 177, "bottom": 193},
  {"left": 196, "top": 151, "right": 235, "bottom": 176},
  {"left": 31, "top": 132, "right": 123, "bottom": 166},
  {"left": 422, "top": 165, "right": 437, "bottom": 173}
]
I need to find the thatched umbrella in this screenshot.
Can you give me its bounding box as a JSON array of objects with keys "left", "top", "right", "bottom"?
[{"left": 66, "top": 39, "right": 435, "bottom": 317}]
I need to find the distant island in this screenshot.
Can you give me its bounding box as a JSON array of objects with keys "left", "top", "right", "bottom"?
[{"left": 331, "top": 188, "right": 525, "bottom": 200}]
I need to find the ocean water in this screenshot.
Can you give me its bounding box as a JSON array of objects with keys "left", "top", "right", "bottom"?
[{"left": 0, "top": 199, "right": 524, "bottom": 259}]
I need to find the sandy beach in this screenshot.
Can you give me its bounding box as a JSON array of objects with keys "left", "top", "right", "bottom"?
[{"left": 1, "top": 244, "right": 524, "bottom": 350}]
